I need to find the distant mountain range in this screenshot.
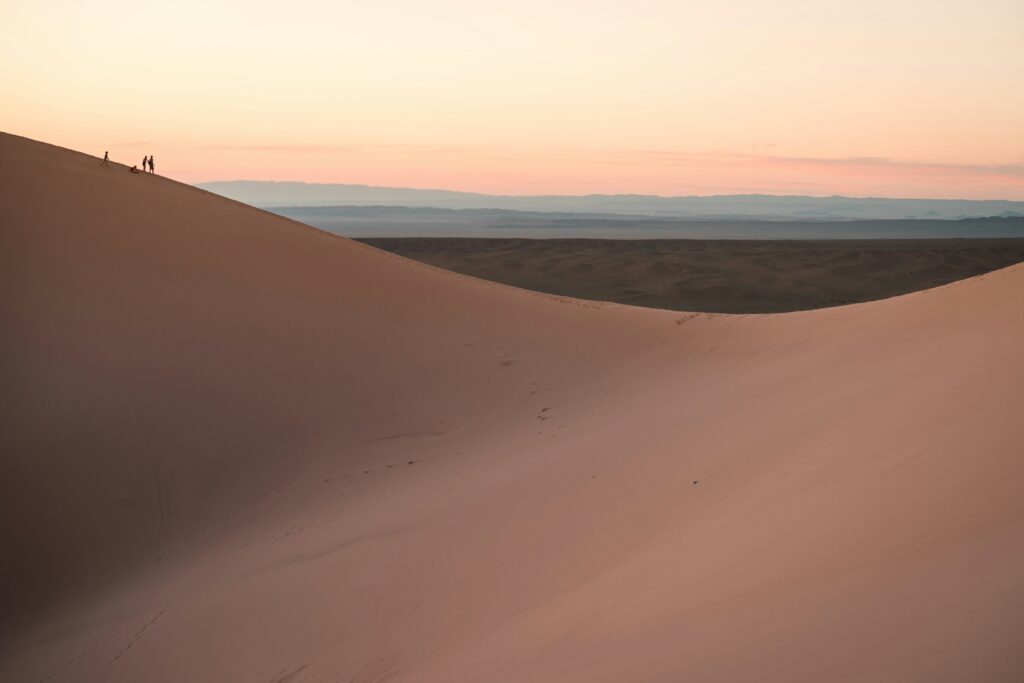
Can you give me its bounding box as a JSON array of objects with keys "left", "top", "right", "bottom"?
[
  {"left": 198, "top": 181, "right": 1024, "bottom": 221},
  {"left": 263, "top": 207, "right": 1024, "bottom": 240}
]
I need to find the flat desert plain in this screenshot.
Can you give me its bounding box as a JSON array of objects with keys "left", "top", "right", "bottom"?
[
  {"left": 2, "top": 132, "right": 1024, "bottom": 682},
  {"left": 362, "top": 237, "right": 1024, "bottom": 312}
]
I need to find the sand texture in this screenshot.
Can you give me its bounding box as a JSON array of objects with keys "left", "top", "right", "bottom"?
[{"left": 3, "top": 132, "right": 1024, "bottom": 682}]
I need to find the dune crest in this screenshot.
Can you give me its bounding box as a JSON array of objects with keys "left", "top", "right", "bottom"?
[{"left": 2, "top": 132, "right": 1023, "bottom": 682}]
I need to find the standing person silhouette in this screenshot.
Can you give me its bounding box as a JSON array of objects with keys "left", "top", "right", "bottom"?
[
  {"left": 102, "top": 151, "right": 109, "bottom": 166},
  {"left": 148, "top": 156, "right": 155, "bottom": 174},
  {"left": 142, "top": 156, "right": 148, "bottom": 173}
]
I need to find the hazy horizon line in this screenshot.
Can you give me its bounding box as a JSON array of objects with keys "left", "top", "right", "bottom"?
[{"left": 195, "top": 179, "right": 1024, "bottom": 205}]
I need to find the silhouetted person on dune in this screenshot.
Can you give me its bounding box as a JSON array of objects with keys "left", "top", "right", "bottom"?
[
  {"left": 130, "top": 165, "right": 140, "bottom": 174},
  {"left": 102, "top": 151, "right": 109, "bottom": 166},
  {"left": 142, "top": 156, "right": 149, "bottom": 173},
  {"left": 148, "top": 156, "right": 155, "bottom": 174}
]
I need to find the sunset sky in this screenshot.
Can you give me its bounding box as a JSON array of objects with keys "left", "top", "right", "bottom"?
[{"left": 3, "top": 0, "right": 1022, "bottom": 198}]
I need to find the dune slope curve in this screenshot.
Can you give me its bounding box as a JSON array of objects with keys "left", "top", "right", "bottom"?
[{"left": 2, "top": 132, "right": 1023, "bottom": 682}]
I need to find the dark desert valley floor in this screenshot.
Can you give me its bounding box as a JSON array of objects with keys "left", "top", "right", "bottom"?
[{"left": 361, "top": 237, "right": 1024, "bottom": 313}]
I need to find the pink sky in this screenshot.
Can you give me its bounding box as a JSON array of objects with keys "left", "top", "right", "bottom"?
[{"left": 3, "top": 0, "right": 1023, "bottom": 199}]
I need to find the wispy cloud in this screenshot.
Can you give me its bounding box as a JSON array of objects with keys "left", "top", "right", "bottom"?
[
  {"left": 607, "top": 149, "right": 1024, "bottom": 179},
  {"left": 199, "top": 143, "right": 473, "bottom": 155},
  {"left": 185, "top": 142, "right": 1024, "bottom": 181},
  {"left": 765, "top": 155, "right": 1024, "bottom": 179}
]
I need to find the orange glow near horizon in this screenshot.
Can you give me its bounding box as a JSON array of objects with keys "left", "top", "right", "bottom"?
[{"left": 3, "top": 0, "right": 1023, "bottom": 199}]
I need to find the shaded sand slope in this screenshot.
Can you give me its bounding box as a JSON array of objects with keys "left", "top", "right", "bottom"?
[{"left": 2, "top": 133, "right": 1023, "bottom": 681}]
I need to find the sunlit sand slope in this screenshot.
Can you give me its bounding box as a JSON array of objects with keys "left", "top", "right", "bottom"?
[{"left": 2, "top": 132, "right": 1022, "bottom": 682}]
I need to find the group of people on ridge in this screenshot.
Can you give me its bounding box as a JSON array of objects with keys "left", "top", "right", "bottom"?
[{"left": 101, "top": 151, "right": 155, "bottom": 175}]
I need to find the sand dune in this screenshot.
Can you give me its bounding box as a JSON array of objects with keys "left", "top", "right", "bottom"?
[{"left": 2, "top": 132, "right": 1023, "bottom": 682}]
